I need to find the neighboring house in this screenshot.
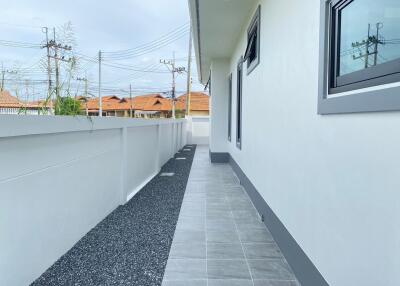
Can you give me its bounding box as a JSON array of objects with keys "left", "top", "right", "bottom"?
[
  {"left": 0, "top": 90, "right": 44, "bottom": 115},
  {"left": 188, "top": 1, "right": 400, "bottom": 286},
  {"left": 120, "top": 94, "right": 173, "bottom": 118},
  {"left": 85, "top": 95, "right": 122, "bottom": 117},
  {"left": 76, "top": 96, "right": 89, "bottom": 115},
  {"left": 82, "top": 93, "right": 205, "bottom": 118},
  {"left": 177, "top": 92, "right": 210, "bottom": 116}
]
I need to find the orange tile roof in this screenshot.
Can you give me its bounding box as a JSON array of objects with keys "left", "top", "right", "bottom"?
[
  {"left": 119, "top": 94, "right": 164, "bottom": 111},
  {"left": 0, "top": 90, "right": 21, "bottom": 108},
  {"left": 85, "top": 95, "right": 122, "bottom": 111},
  {"left": 80, "top": 92, "right": 209, "bottom": 113},
  {"left": 177, "top": 92, "right": 209, "bottom": 111},
  {"left": 85, "top": 94, "right": 172, "bottom": 112},
  {"left": 0, "top": 90, "right": 41, "bottom": 109}
]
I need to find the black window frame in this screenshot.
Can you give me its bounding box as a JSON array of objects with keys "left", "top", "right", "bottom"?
[
  {"left": 244, "top": 5, "right": 261, "bottom": 75},
  {"left": 329, "top": 0, "right": 400, "bottom": 94},
  {"left": 236, "top": 58, "right": 243, "bottom": 149},
  {"left": 228, "top": 73, "right": 232, "bottom": 142}
]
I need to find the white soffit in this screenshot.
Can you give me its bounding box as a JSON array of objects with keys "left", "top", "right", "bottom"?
[{"left": 188, "top": 0, "right": 258, "bottom": 84}]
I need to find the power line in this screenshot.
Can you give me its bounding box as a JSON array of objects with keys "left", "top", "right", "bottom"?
[
  {"left": 103, "top": 23, "right": 189, "bottom": 55},
  {"left": 0, "top": 22, "right": 43, "bottom": 30},
  {"left": 0, "top": 22, "right": 194, "bottom": 103},
  {"left": 0, "top": 39, "right": 42, "bottom": 49},
  {"left": 102, "top": 25, "right": 190, "bottom": 60},
  {"left": 101, "top": 61, "right": 169, "bottom": 73}
]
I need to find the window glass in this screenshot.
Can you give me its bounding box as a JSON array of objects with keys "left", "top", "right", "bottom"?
[
  {"left": 236, "top": 61, "right": 243, "bottom": 148},
  {"left": 248, "top": 31, "right": 258, "bottom": 64},
  {"left": 245, "top": 28, "right": 257, "bottom": 64},
  {"left": 228, "top": 74, "right": 232, "bottom": 141},
  {"left": 339, "top": 0, "right": 400, "bottom": 76}
]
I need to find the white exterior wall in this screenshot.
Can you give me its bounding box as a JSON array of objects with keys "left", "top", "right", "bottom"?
[
  {"left": 0, "top": 108, "right": 41, "bottom": 115},
  {"left": 210, "top": 60, "right": 230, "bottom": 152},
  {"left": 0, "top": 115, "right": 186, "bottom": 286},
  {"left": 213, "top": 1, "right": 400, "bottom": 285},
  {"left": 186, "top": 116, "right": 210, "bottom": 145}
]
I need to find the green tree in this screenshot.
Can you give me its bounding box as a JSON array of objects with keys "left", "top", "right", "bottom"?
[
  {"left": 55, "top": 97, "right": 82, "bottom": 116},
  {"left": 175, "top": 109, "right": 186, "bottom": 119}
]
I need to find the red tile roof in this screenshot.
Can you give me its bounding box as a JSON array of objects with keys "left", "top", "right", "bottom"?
[
  {"left": 0, "top": 90, "right": 41, "bottom": 109},
  {"left": 85, "top": 94, "right": 172, "bottom": 112},
  {"left": 0, "top": 90, "right": 21, "bottom": 108},
  {"left": 177, "top": 92, "right": 209, "bottom": 111},
  {"left": 86, "top": 95, "right": 122, "bottom": 111},
  {"left": 81, "top": 92, "right": 209, "bottom": 113}
]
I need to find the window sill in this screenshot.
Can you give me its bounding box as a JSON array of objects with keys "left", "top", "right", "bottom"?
[{"left": 318, "top": 83, "right": 400, "bottom": 114}]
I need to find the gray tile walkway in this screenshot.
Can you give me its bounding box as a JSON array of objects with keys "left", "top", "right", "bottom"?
[{"left": 162, "top": 146, "right": 300, "bottom": 286}]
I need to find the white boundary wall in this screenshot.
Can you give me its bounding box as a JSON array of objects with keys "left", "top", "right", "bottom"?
[
  {"left": 186, "top": 116, "right": 209, "bottom": 145},
  {"left": 0, "top": 115, "right": 186, "bottom": 286}
]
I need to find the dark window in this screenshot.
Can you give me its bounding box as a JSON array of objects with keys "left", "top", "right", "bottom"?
[
  {"left": 236, "top": 59, "right": 243, "bottom": 149},
  {"left": 244, "top": 5, "right": 261, "bottom": 75},
  {"left": 329, "top": 0, "right": 400, "bottom": 94},
  {"left": 228, "top": 73, "right": 232, "bottom": 142}
]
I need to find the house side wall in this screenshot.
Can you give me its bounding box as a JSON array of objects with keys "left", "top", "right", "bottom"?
[
  {"left": 210, "top": 59, "right": 230, "bottom": 153},
  {"left": 211, "top": 0, "right": 400, "bottom": 285}
]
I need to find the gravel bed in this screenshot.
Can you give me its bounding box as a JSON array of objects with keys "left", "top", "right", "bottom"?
[{"left": 31, "top": 145, "right": 196, "bottom": 286}]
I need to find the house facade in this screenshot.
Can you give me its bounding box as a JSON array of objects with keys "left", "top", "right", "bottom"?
[
  {"left": 85, "top": 95, "right": 123, "bottom": 117},
  {"left": 123, "top": 94, "right": 174, "bottom": 118},
  {"left": 188, "top": 1, "right": 400, "bottom": 286},
  {"left": 177, "top": 92, "right": 210, "bottom": 116},
  {"left": 83, "top": 93, "right": 210, "bottom": 119},
  {"left": 0, "top": 90, "right": 44, "bottom": 115}
]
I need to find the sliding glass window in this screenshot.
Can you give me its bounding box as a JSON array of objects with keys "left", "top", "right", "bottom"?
[
  {"left": 228, "top": 73, "right": 232, "bottom": 142},
  {"left": 329, "top": 0, "right": 400, "bottom": 94},
  {"left": 236, "top": 59, "right": 243, "bottom": 149}
]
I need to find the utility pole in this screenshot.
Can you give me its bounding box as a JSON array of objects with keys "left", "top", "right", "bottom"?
[
  {"left": 1, "top": 64, "right": 17, "bottom": 92},
  {"left": 129, "top": 83, "right": 133, "bottom": 118},
  {"left": 186, "top": 26, "right": 193, "bottom": 116},
  {"left": 76, "top": 77, "right": 88, "bottom": 97},
  {"left": 1, "top": 62, "right": 4, "bottom": 92},
  {"left": 23, "top": 79, "right": 29, "bottom": 114},
  {"left": 365, "top": 24, "right": 371, "bottom": 68},
  {"left": 41, "top": 27, "right": 53, "bottom": 113},
  {"left": 1, "top": 63, "right": 5, "bottom": 92},
  {"left": 98, "top": 50, "right": 102, "bottom": 117},
  {"left": 53, "top": 28, "right": 60, "bottom": 104},
  {"left": 373, "top": 22, "right": 383, "bottom": 66},
  {"left": 172, "top": 52, "right": 176, "bottom": 119},
  {"left": 77, "top": 77, "right": 88, "bottom": 115},
  {"left": 160, "top": 52, "right": 185, "bottom": 119},
  {"left": 45, "top": 27, "right": 72, "bottom": 114},
  {"left": 352, "top": 23, "right": 384, "bottom": 68}
]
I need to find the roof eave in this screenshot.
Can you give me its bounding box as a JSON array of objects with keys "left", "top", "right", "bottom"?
[{"left": 189, "top": 0, "right": 208, "bottom": 85}]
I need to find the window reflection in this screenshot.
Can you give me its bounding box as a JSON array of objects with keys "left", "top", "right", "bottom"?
[{"left": 339, "top": 0, "right": 400, "bottom": 76}]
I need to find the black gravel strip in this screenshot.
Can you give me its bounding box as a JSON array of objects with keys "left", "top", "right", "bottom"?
[{"left": 31, "top": 145, "right": 197, "bottom": 286}]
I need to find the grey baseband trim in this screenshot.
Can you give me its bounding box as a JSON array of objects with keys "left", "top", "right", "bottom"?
[
  {"left": 209, "top": 151, "right": 230, "bottom": 163},
  {"left": 228, "top": 155, "right": 329, "bottom": 286}
]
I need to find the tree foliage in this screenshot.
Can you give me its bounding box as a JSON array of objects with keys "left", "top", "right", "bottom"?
[{"left": 55, "top": 97, "right": 82, "bottom": 116}]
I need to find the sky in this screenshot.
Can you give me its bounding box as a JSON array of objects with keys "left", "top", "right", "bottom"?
[{"left": 0, "top": 0, "right": 202, "bottom": 101}]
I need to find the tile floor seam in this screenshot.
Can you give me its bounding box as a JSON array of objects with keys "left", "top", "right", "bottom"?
[
  {"left": 228, "top": 193, "right": 256, "bottom": 286},
  {"left": 227, "top": 163, "right": 301, "bottom": 286},
  {"left": 238, "top": 178, "right": 301, "bottom": 285},
  {"left": 162, "top": 147, "right": 301, "bottom": 286},
  {"left": 205, "top": 177, "right": 209, "bottom": 286}
]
